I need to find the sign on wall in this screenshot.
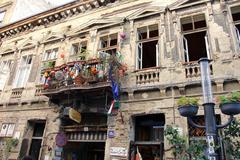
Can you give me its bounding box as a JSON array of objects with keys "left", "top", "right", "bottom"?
[
  {"left": 0, "top": 123, "right": 15, "bottom": 137},
  {"left": 69, "top": 108, "right": 81, "bottom": 123},
  {"left": 110, "top": 147, "right": 128, "bottom": 157}
]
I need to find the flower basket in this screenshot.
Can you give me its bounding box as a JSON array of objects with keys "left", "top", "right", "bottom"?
[
  {"left": 218, "top": 92, "right": 240, "bottom": 115},
  {"left": 177, "top": 97, "right": 199, "bottom": 117},
  {"left": 220, "top": 102, "right": 240, "bottom": 115},
  {"left": 178, "top": 105, "right": 199, "bottom": 117}
]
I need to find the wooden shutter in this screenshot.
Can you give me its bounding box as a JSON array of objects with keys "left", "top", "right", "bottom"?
[
  {"left": 28, "top": 55, "right": 40, "bottom": 82},
  {"left": 18, "top": 138, "right": 29, "bottom": 159},
  {"left": 183, "top": 36, "right": 189, "bottom": 62},
  {"left": 7, "top": 58, "right": 18, "bottom": 85}
]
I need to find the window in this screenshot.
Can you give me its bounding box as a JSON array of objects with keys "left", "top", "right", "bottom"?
[
  {"left": 136, "top": 24, "right": 159, "bottom": 69},
  {"left": 13, "top": 55, "right": 32, "bottom": 88},
  {"left": 181, "top": 14, "right": 210, "bottom": 62},
  {"left": 28, "top": 121, "right": 45, "bottom": 160},
  {"left": 131, "top": 114, "right": 165, "bottom": 160},
  {"left": 70, "top": 41, "right": 87, "bottom": 60},
  {"left": 42, "top": 48, "right": 58, "bottom": 69},
  {"left": 98, "top": 33, "right": 118, "bottom": 56},
  {"left": 0, "top": 60, "right": 12, "bottom": 90},
  {"left": 231, "top": 6, "right": 240, "bottom": 47},
  {"left": 0, "top": 11, "right": 5, "bottom": 25},
  {"left": 0, "top": 123, "right": 15, "bottom": 137}
]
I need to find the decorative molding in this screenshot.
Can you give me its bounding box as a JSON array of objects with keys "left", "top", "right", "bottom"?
[
  {"left": 0, "top": 0, "right": 117, "bottom": 39},
  {"left": 169, "top": 0, "right": 210, "bottom": 11}
]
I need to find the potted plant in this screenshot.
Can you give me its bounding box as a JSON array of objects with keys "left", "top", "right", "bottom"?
[
  {"left": 218, "top": 92, "right": 240, "bottom": 115},
  {"left": 177, "top": 96, "right": 199, "bottom": 117}
]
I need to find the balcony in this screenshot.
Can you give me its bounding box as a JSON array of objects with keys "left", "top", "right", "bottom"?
[
  {"left": 135, "top": 67, "right": 161, "bottom": 85},
  {"left": 41, "top": 59, "right": 111, "bottom": 97},
  {"left": 184, "top": 61, "right": 213, "bottom": 78}
]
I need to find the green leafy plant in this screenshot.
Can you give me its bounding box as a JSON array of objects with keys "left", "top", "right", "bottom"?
[
  {"left": 218, "top": 92, "right": 240, "bottom": 104},
  {"left": 3, "top": 138, "right": 19, "bottom": 160},
  {"left": 177, "top": 97, "right": 199, "bottom": 107},
  {"left": 223, "top": 119, "right": 240, "bottom": 159},
  {"left": 164, "top": 125, "right": 207, "bottom": 160}
]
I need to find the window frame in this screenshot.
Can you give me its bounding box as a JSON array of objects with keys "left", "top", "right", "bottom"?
[
  {"left": 28, "top": 121, "right": 46, "bottom": 160},
  {"left": 135, "top": 24, "right": 160, "bottom": 70},
  {"left": 180, "top": 14, "right": 211, "bottom": 63},
  {"left": 0, "top": 11, "right": 6, "bottom": 25},
  {"left": 70, "top": 41, "right": 88, "bottom": 61},
  {"left": 97, "top": 33, "right": 119, "bottom": 52},
  {"left": 0, "top": 59, "right": 13, "bottom": 90},
  {"left": 230, "top": 5, "right": 240, "bottom": 49},
  {"left": 13, "top": 55, "right": 33, "bottom": 88}
]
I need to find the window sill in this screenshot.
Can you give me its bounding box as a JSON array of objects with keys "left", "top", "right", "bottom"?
[
  {"left": 182, "top": 59, "right": 213, "bottom": 66},
  {"left": 133, "top": 141, "right": 164, "bottom": 145},
  {"left": 133, "top": 66, "right": 162, "bottom": 73}
]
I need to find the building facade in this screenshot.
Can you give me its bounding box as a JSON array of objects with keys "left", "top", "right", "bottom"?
[{"left": 0, "top": 0, "right": 240, "bottom": 160}]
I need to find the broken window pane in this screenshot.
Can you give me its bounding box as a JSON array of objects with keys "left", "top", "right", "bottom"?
[
  {"left": 99, "top": 36, "right": 108, "bottom": 48},
  {"left": 149, "top": 24, "right": 159, "bottom": 38},
  {"left": 142, "top": 40, "right": 158, "bottom": 68},
  {"left": 181, "top": 14, "right": 206, "bottom": 31},
  {"left": 137, "top": 26, "right": 147, "bottom": 40},
  {"left": 110, "top": 33, "right": 118, "bottom": 46},
  {"left": 181, "top": 16, "right": 193, "bottom": 31},
  {"left": 193, "top": 14, "right": 206, "bottom": 29},
  {"left": 231, "top": 6, "right": 240, "bottom": 22},
  {"left": 184, "top": 31, "right": 208, "bottom": 61}
]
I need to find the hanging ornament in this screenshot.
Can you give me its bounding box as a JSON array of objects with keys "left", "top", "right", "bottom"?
[
  {"left": 50, "top": 71, "right": 55, "bottom": 77},
  {"left": 120, "top": 32, "right": 126, "bottom": 40},
  {"left": 60, "top": 53, "right": 65, "bottom": 59},
  {"left": 91, "top": 67, "right": 97, "bottom": 75},
  {"left": 44, "top": 72, "right": 49, "bottom": 78},
  {"left": 55, "top": 70, "right": 65, "bottom": 81}
]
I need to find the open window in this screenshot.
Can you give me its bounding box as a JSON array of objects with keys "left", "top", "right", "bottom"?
[
  {"left": 27, "top": 121, "right": 46, "bottom": 160},
  {"left": 231, "top": 6, "right": 240, "bottom": 47},
  {"left": 0, "top": 11, "right": 6, "bottom": 25},
  {"left": 13, "top": 55, "right": 32, "bottom": 88},
  {"left": 136, "top": 24, "right": 159, "bottom": 70},
  {"left": 131, "top": 114, "right": 165, "bottom": 160},
  {"left": 42, "top": 48, "right": 58, "bottom": 69},
  {"left": 181, "top": 14, "right": 210, "bottom": 62},
  {"left": 98, "top": 33, "right": 118, "bottom": 57},
  {"left": 0, "top": 60, "right": 12, "bottom": 90},
  {"left": 70, "top": 41, "right": 87, "bottom": 60}
]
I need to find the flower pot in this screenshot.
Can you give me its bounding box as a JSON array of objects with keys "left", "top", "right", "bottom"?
[
  {"left": 220, "top": 102, "right": 240, "bottom": 115},
  {"left": 178, "top": 105, "right": 199, "bottom": 117}
]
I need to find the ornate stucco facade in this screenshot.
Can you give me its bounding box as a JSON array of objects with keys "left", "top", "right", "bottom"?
[{"left": 0, "top": 0, "right": 240, "bottom": 160}]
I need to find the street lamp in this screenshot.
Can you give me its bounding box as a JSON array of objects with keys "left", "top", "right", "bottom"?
[{"left": 182, "top": 58, "right": 235, "bottom": 160}]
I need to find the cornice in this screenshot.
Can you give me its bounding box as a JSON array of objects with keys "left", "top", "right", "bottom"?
[{"left": 0, "top": 0, "right": 117, "bottom": 39}]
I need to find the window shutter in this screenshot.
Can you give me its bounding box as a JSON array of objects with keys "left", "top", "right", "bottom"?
[
  {"left": 205, "top": 33, "right": 211, "bottom": 59},
  {"left": 7, "top": 59, "right": 18, "bottom": 85},
  {"left": 156, "top": 43, "right": 160, "bottom": 67},
  {"left": 28, "top": 55, "right": 40, "bottom": 82},
  {"left": 18, "top": 138, "right": 29, "bottom": 159},
  {"left": 235, "top": 26, "right": 240, "bottom": 47},
  {"left": 183, "top": 36, "right": 189, "bottom": 62},
  {"left": 136, "top": 43, "right": 143, "bottom": 70}
]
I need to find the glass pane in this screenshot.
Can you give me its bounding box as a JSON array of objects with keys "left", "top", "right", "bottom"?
[
  {"left": 71, "top": 43, "right": 79, "bottom": 55},
  {"left": 110, "top": 33, "right": 118, "bottom": 46},
  {"left": 137, "top": 26, "right": 147, "bottom": 40},
  {"left": 99, "top": 36, "right": 108, "bottom": 48},
  {"left": 149, "top": 24, "right": 159, "bottom": 38},
  {"left": 33, "top": 123, "right": 45, "bottom": 137},
  {"left": 181, "top": 16, "right": 193, "bottom": 31},
  {"left": 29, "top": 139, "right": 42, "bottom": 160},
  {"left": 0, "top": 12, "right": 5, "bottom": 23},
  {"left": 193, "top": 14, "right": 206, "bottom": 29}
]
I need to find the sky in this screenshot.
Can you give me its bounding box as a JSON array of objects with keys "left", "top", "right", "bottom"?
[{"left": 45, "top": 0, "right": 75, "bottom": 6}]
